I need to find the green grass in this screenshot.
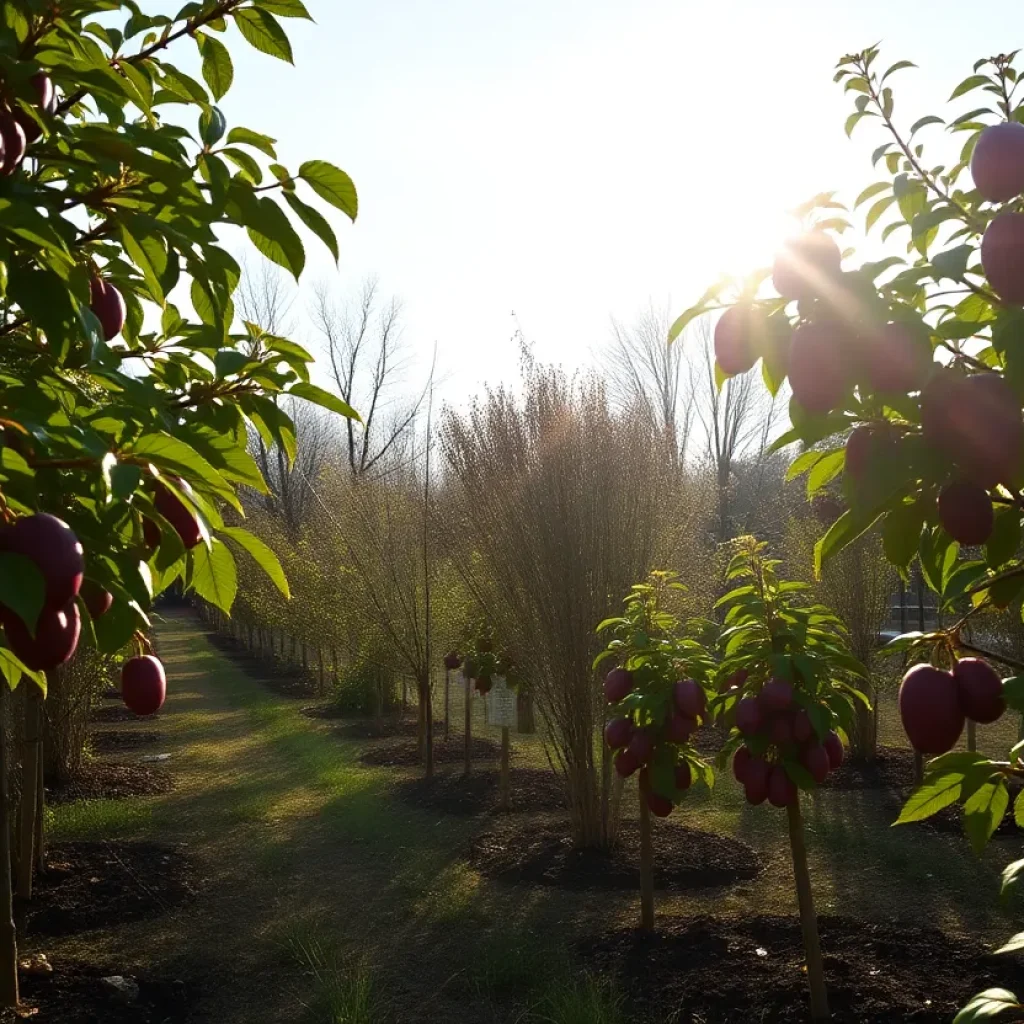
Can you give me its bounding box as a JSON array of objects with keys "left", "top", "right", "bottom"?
[
  {"left": 288, "top": 932, "right": 380, "bottom": 1024},
  {"left": 532, "top": 975, "right": 625, "bottom": 1024},
  {"left": 47, "top": 797, "right": 153, "bottom": 841}
]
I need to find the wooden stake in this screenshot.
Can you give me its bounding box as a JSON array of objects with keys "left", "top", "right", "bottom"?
[
  {"left": 638, "top": 790, "right": 654, "bottom": 932},
  {"left": 498, "top": 726, "right": 510, "bottom": 811},
  {"left": 0, "top": 684, "right": 20, "bottom": 1008},
  {"left": 16, "top": 685, "right": 42, "bottom": 904},
  {"left": 464, "top": 673, "right": 472, "bottom": 777}
]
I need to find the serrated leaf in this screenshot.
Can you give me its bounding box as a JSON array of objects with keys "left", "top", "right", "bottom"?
[
  {"left": 226, "top": 127, "right": 277, "bottom": 158},
  {"left": 896, "top": 772, "right": 963, "bottom": 824},
  {"left": 234, "top": 7, "right": 294, "bottom": 63},
  {"left": 855, "top": 182, "right": 891, "bottom": 208},
  {"left": 289, "top": 382, "right": 360, "bottom": 421},
  {"left": 284, "top": 192, "right": 339, "bottom": 261},
  {"left": 910, "top": 114, "right": 944, "bottom": 135},
  {"left": 954, "top": 988, "right": 1022, "bottom": 1023},
  {"left": 190, "top": 537, "right": 237, "bottom": 613},
  {"left": 0, "top": 553, "right": 45, "bottom": 635},
  {"left": 197, "top": 31, "right": 233, "bottom": 100},
  {"left": 950, "top": 75, "right": 991, "bottom": 101},
  {"left": 298, "top": 160, "right": 358, "bottom": 220},
  {"left": 964, "top": 778, "right": 1009, "bottom": 853}
]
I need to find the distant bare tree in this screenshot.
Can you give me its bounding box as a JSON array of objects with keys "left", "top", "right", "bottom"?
[
  {"left": 237, "top": 261, "right": 331, "bottom": 535},
  {"left": 604, "top": 302, "right": 693, "bottom": 464},
  {"left": 311, "top": 276, "right": 427, "bottom": 478},
  {"left": 689, "top": 316, "right": 784, "bottom": 541}
]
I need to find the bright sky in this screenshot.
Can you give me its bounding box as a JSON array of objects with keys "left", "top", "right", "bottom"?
[{"left": 213, "top": 0, "right": 1018, "bottom": 404}]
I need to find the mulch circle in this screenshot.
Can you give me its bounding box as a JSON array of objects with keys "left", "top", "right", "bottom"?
[
  {"left": 360, "top": 734, "right": 501, "bottom": 768},
  {"left": 822, "top": 746, "right": 918, "bottom": 791},
  {"left": 47, "top": 760, "right": 174, "bottom": 805},
  {"left": 28, "top": 841, "right": 196, "bottom": 938},
  {"left": 579, "top": 914, "right": 1024, "bottom": 1023},
  {"left": 470, "top": 818, "right": 760, "bottom": 891},
  {"left": 90, "top": 704, "right": 150, "bottom": 725},
  {"left": 393, "top": 767, "right": 565, "bottom": 816},
  {"left": 90, "top": 730, "right": 161, "bottom": 754}
]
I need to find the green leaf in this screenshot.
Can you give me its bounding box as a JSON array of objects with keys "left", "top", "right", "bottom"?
[
  {"left": 814, "top": 508, "right": 883, "bottom": 578},
  {"left": 1003, "top": 858, "right": 1024, "bottom": 897},
  {"left": 949, "top": 75, "right": 991, "bottom": 101},
  {"left": 288, "top": 382, "right": 361, "bottom": 421},
  {"left": 190, "top": 538, "right": 237, "bottom": 614},
  {"left": 92, "top": 598, "right": 143, "bottom": 654},
  {"left": 882, "top": 59, "right": 917, "bottom": 83},
  {"left": 988, "top": 508, "right": 1021, "bottom": 569},
  {"left": 127, "top": 433, "right": 234, "bottom": 502},
  {"left": 995, "top": 932, "right": 1024, "bottom": 955},
  {"left": 932, "top": 244, "right": 974, "bottom": 281},
  {"left": 234, "top": 7, "right": 294, "bottom": 63},
  {"left": 255, "top": 0, "right": 313, "bottom": 16},
  {"left": 284, "top": 192, "right": 339, "bottom": 261},
  {"left": 854, "top": 182, "right": 890, "bottom": 208},
  {"left": 1015, "top": 790, "right": 1024, "bottom": 832},
  {"left": 226, "top": 127, "right": 278, "bottom": 158},
  {"left": 964, "top": 778, "right": 1009, "bottom": 853},
  {"left": 0, "top": 554, "right": 45, "bottom": 635},
  {"left": 883, "top": 502, "right": 924, "bottom": 569},
  {"left": 865, "top": 195, "right": 897, "bottom": 232},
  {"left": 806, "top": 449, "right": 844, "bottom": 496},
  {"left": 219, "top": 527, "right": 290, "bottom": 598},
  {"left": 298, "top": 160, "right": 358, "bottom": 220},
  {"left": 910, "top": 115, "right": 944, "bottom": 135},
  {"left": 954, "top": 989, "right": 1022, "bottom": 1023},
  {"left": 245, "top": 197, "right": 306, "bottom": 280},
  {"left": 197, "top": 31, "right": 234, "bottom": 100},
  {"left": 787, "top": 449, "right": 824, "bottom": 481},
  {"left": 896, "top": 772, "right": 963, "bottom": 823}
]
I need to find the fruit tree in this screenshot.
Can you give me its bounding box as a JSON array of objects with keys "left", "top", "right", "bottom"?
[{"left": 0, "top": 0, "right": 359, "bottom": 1009}]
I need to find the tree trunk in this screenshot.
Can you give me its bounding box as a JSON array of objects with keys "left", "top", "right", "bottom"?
[
  {"left": 517, "top": 689, "right": 536, "bottom": 734},
  {"left": 638, "top": 790, "right": 654, "bottom": 932},
  {"left": 16, "top": 686, "right": 43, "bottom": 904},
  {"left": 331, "top": 647, "right": 339, "bottom": 686},
  {"left": 417, "top": 683, "right": 426, "bottom": 765},
  {"left": 317, "top": 648, "right": 325, "bottom": 697},
  {"left": 498, "top": 726, "right": 510, "bottom": 811},
  {"left": 464, "top": 673, "right": 472, "bottom": 777},
  {"left": 444, "top": 669, "right": 450, "bottom": 743},
  {"left": 967, "top": 720, "right": 977, "bottom": 753},
  {"left": 787, "top": 797, "right": 830, "bottom": 1021},
  {"left": 914, "top": 751, "right": 923, "bottom": 786},
  {"left": 423, "top": 677, "right": 434, "bottom": 781},
  {"left": 0, "top": 685, "right": 20, "bottom": 1008},
  {"left": 34, "top": 752, "right": 44, "bottom": 876}
]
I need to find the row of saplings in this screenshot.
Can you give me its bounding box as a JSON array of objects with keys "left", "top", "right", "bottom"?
[{"left": 0, "top": 477, "right": 208, "bottom": 713}]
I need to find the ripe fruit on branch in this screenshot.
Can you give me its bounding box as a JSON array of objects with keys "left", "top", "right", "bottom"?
[
  {"left": 604, "top": 717, "right": 634, "bottom": 750},
  {"left": 823, "top": 731, "right": 844, "bottom": 771},
  {"left": 938, "top": 479, "right": 994, "bottom": 546},
  {"left": 1, "top": 601, "right": 80, "bottom": 671},
  {"left": 646, "top": 789, "right": 673, "bottom": 818},
  {"left": 971, "top": 122, "right": 1024, "bottom": 203},
  {"left": 81, "top": 580, "right": 113, "bottom": 619},
  {"left": 769, "top": 715, "right": 793, "bottom": 746},
  {"left": 921, "top": 371, "right": 1023, "bottom": 489},
  {"left": 666, "top": 713, "right": 696, "bottom": 743},
  {"left": 603, "top": 667, "right": 633, "bottom": 704},
  {"left": 744, "top": 757, "right": 769, "bottom": 805},
  {"left": 121, "top": 655, "right": 166, "bottom": 716},
  {"left": 788, "top": 322, "right": 851, "bottom": 414},
  {"left": 735, "top": 696, "right": 762, "bottom": 736},
  {"left": 476, "top": 675, "right": 492, "bottom": 694},
  {"left": 844, "top": 425, "right": 879, "bottom": 481},
  {"left": 675, "top": 762, "right": 692, "bottom": 791},
  {"left": 615, "top": 749, "right": 639, "bottom": 778},
  {"left": 759, "top": 678, "right": 794, "bottom": 712},
  {"left": 792, "top": 709, "right": 813, "bottom": 744},
  {"left": 982, "top": 212, "right": 1024, "bottom": 305},
  {"left": 733, "top": 745, "right": 752, "bottom": 783},
  {"left": 714, "top": 304, "right": 765, "bottom": 376},
  {"left": 672, "top": 678, "right": 705, "bottom": 719},
  {"left": 154, "top": 480, "right": 202, "bottom": 549},
  {"left": 443, "top": 651, "right": 462, "bottom": 671},
  {"left": 627, "top": 728, "right": 654, "bottom": 766},
  {"left": 772, "top": 231, "right": 842, "bottom": 302},
  {"left": 861, "top": 321, "right": 932, "bottom": 394},
  {"left": 89, "top": 277, "right": 127, "bottom": 341},
  {"left": 1, "top": 513, "right": 84, "bottom": 609},
  {"left": 0, "top": 109, "right": 26, "bottom": 176},
  {"left": 801, "top": 743, "right": 830, "bottom": 785},
  {"left": 767, "top": 765, "right": 797, "bottom": 807},
  {"left": 954, "top": 658, "right": 1006, "bottom": 724},
  {"left": 899, "top": 664, "right": 964, "bottom": 754}
]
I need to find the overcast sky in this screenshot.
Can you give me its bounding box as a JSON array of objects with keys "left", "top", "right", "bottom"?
[{"left": 211, "top": 0, "right": 1018, "bottom": 405}]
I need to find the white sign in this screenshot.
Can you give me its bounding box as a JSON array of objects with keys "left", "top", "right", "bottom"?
[{"left": 486, "top": 675, "right": 517, "bottom": 729}]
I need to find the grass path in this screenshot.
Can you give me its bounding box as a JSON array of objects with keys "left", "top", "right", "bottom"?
[{"left": 41, "top": 610, "right": 1024, "bottom": 1023}]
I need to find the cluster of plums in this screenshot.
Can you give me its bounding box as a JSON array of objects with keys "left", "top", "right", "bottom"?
[
  {"left": 603, "top": 667, "right": 705, "bottom": 818},
  {"left": 0, "top": 71, "right": 54, "bottom": 178},
  {"left": 731, "top": 677, "right": 844, "bottom": 807},
  {"left": 899, "top": 656, "right": 1005, "bottom": 755}
]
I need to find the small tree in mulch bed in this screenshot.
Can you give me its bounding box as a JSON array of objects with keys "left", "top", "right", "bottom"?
[
  {"left": 596, "top": 571, "right": 716, "bottom": 932},
  {"left": 712, "top": 538, "right": 869, "bottom": 1022}
]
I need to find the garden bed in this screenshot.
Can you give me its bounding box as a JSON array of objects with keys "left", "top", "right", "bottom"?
[
  {"left": 580, "top": 914, "right": 1024, "bottom": 1023},
  {"left": 393, "top": 766, "right": 564, "bottom": 815},
  {"left": 47, "top": 761, "right": 174, "bottom": 805},
  {"left": 28, "top": 841, "right": 196, "bottom": 938},
  {"left": 470, "top": 818, "right": 760, "bottom": 890},
  {"left": 90, "top": 704, "right": 150, "bottom": 725},
  {"left": 360, "top": 734, "right": 501, "bottom": 767},
  {"left": 90, "top": 730, "right": 161, "bottom": 754},
  {"left": 822, "top": 746, "right": 918, "bottom": 790}
]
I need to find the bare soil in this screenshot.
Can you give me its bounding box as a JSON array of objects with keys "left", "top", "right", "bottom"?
[
  {"left": 470, "top": 818, "right": 760, "bottom": 890},
  {"left": 90, "top": 730, "right": 161, "bottom": 754},
  {"left": 360, "top": 734, "right": 501, "bottom": 767},
  {"left": 581, "top": 914, "right": 1024, "bottom": 1023},
  {"left": 28, "top": 841, "right": 196, "bottom": 938},
  {"left": 393, "top": 766, "right": 565, "bottom": 815},
  {"left": 47, "top": 761, "right": 174, "bottom": 805}
]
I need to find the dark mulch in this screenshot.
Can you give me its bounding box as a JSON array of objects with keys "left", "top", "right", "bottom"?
[
  {"left": 580, "top": 914, "right": 1024, "bottom": 1023},
  {"left": 393, "top": 767, "right": 565, "bottom": 816},
  {"left": 470, "top": 819, "right": 760, "bottom": 891},
  {"left": 691, "top": 724, "right": 728, "bottom": 757},
  {"left": 304, "top": 707, "right": 442, "bottom": 741},
  {"left": 101, "top": 687, "right": 121, "bottom": 700},
  {"left": 28, "top": 841, "right": 196, "bottom": 938},
  {"left": 822, "top": 746, "right": 918, "bottom": 791},
  {"left": 9, "top": 965, "right": 194, "bottom": 1024},
  {"left": 205, "top": 631, "right": 317, "bottom": 698},
  {"left": 90, "top": 730, "right": 161, "bottom": 754},
  {"left": 90, "top": 704, "right": 150, "bottom": 725},
  {"left": 47, "top": 761, "right": 173, "bottom": 805},
  {"left": 360, "top": 735, "right": 501, "bottom": 768}
]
